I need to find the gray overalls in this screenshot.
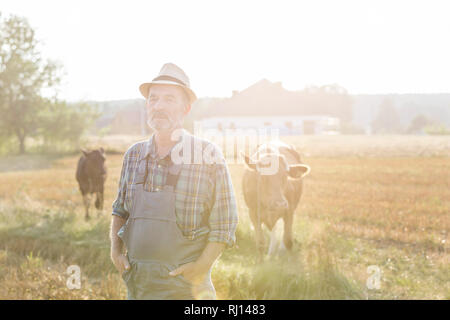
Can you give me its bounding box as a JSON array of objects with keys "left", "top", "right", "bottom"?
[{"left": 118, "top": 156, "right": 216, "bottom": 300}]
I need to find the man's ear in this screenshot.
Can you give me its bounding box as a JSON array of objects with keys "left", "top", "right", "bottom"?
[
  {"left": 184, "top": 104, "right": 191, "bottom": 115},
  {"left": 288, "top": 164, "right": 311, "bottom": 179},
  {"left": 241, "top": 151, "right": 257, "bottom": 171}
]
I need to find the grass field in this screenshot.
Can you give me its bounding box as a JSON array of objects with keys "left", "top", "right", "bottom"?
[{"left": 0, "top": 135, "right": 448, "bottom": 299}]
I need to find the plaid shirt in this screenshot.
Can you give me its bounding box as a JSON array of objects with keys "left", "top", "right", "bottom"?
[{"left": 112, "top": 130, "right": 238, "bottom": 248}]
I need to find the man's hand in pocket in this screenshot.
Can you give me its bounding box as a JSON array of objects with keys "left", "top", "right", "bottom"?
[{"left": 112, "top": 253, "right": 131, "bottom": 275}]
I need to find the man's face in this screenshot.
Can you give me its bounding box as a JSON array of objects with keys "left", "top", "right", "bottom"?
[{"left": 146, "top": 84, "right": 190, "bottom": 132}]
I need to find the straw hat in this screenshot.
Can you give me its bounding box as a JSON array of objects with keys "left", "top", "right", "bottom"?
[{"left": 139, "top": 63, "right": 197, "bottom": 104}]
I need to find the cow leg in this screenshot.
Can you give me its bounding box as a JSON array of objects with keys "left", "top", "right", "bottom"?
[
  {"left": 99, "top": 190, "right": 104, "bottom": 210},
  {"left": 95, "top": 191, "right": 104, "bottom": 217},
  {"left": 279, "top": 219, "right": 287, "bottom": 252},
  {"left": 282, "top": 211, "right": 294, "bottom": 251},
  {"left": 83, "top": 194, "right": 91, "bottom": 220},
  {"left": 248, "top": 209, "right": 265, "bottom": 261},
  {"left": 268, "top": 219, "right": 283, "bottom": 256},
  {"left": 267, "top": 225, "right": 278, "bottom": 256},
  {"left": 279, "top": 236, "right": 287, "bottom": 252}
]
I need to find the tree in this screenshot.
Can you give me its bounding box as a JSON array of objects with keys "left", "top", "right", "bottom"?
[
  {"left": 0, "top": 13, "right": 61, "bottom": 153},
  {"left": 406, "top": 114, "right": 432, "bottom": 134},
  {"left": 371, "top": 98, "right": 402, "bottom": 134},
  {"left": 301, "top": 84, "right": 354, "bottom": 122},
  {"left": 39, "top": 100, "right": 101, "bottom": 151}
]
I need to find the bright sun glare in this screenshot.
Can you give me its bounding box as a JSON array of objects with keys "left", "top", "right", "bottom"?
[{"left": 2, "top": 0, "right": 449, "bottom": 101}]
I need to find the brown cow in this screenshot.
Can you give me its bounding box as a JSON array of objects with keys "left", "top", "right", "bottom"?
[
  {"left": 242, "top": 141, "right": 310, "bottom": 258},
  {"left": 76, "top": 148, "right": 107, "bottom": 220}
]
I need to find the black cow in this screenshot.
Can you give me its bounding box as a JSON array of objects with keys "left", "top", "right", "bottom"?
[{"left": 76, "top": 148, "right": 107, "bottom": 220}]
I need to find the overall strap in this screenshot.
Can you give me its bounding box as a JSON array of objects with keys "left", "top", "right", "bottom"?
[{"left": 166, "top": 139, "right": 194, "bottom": 190}]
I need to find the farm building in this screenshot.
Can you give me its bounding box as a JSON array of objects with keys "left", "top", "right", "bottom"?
[
  {"left": 189, "top": 79, "right": 345, "bottom": 135},
  {"left": 195, "top": 115, "right": 340, "bottom": 135}
]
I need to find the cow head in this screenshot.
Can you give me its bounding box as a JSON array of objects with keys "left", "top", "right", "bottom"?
[
  {"left": 242, "top": 151, "right": 310, "bottom": 214},
  {"left": 82, "top": 148, "right": 107, "bottom": 179}
]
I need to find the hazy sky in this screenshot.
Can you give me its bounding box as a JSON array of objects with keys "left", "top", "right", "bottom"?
[{"left": 2, "top": 0, "right": 449, "bottom": 101}]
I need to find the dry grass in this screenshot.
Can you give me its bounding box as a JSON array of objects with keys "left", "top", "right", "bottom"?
[
  {"left": 0, "top": 250, "right": 124, "bottom": 300},
  {"left": 0, "top": 135, "right": 448, "bottom": 299},
  {"left": 284, "top": 135, "right": 450, "bottom": 157},
  {"left": 300, "top": 157, "right": 449, "bottom": 248}
]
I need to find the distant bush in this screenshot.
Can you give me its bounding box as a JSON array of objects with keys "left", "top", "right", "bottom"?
[{"left": 424, "top": 124, "right": 450, "bottom": 135}]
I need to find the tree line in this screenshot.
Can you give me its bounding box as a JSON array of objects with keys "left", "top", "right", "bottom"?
[
  {"left": 0, "top": 13, "right": 99, "bottom": 155},
  {"left": 371, "top": 98, "right": 450, "bottom": 135}
]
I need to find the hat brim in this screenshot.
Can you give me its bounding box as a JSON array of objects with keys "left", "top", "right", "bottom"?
[{"left": 139, "top": 80, "right": 197, "bottom": 104}]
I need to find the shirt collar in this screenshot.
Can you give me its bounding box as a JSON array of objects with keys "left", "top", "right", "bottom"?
[{"left": 138, "top": 129, "right": 188, "bottom": 161}]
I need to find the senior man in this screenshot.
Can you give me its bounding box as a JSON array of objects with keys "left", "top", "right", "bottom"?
[{"left": 110, "top": 63, "right": 238, "bottom": 300}]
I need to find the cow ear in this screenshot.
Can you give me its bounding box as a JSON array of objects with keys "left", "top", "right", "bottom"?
[
  {"left": 81, "top": 149, "right": 88, "bottom": 157},
  {"left": 288, "top": 164, "right": 311, "bottom": 179},
  {"left": 241, "top": 152, "right": 257, "bottom": 171},
  {"left": 99, "top": 147, "right": 105, "bottom": 154}
]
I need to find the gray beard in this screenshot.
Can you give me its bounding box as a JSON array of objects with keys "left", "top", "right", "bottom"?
[{"left": 147, "top": 116, "right": 182, "bottom": 132}]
